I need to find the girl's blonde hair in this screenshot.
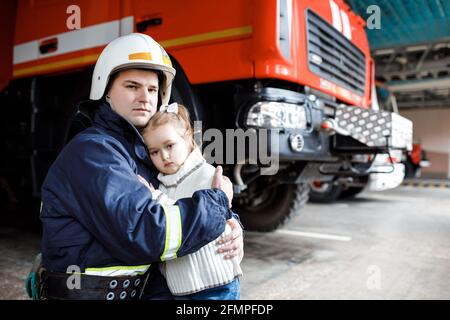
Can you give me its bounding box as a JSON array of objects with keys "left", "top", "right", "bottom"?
[{"left": 143, "top": 103, "right": 197, "bottom": 150}]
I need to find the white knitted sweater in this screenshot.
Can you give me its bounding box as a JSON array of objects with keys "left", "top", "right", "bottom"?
[{"left": 153, "top": 148, "right": 242, "bottom": 295}]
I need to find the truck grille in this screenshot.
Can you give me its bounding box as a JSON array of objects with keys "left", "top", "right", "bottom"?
[{"left": 306, "top": 9, "right": 366, "bottom": 96}]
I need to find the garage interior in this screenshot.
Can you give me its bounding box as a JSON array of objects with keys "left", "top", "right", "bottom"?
[
  {"left": 349, "top": 0, "right": 450, "bottom": 178},
  {"left": 1, "top": 0, "right": 450, "bottom": 302}
]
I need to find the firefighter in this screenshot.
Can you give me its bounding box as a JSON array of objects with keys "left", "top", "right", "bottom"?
[{"left": 32, "top": 33, "right": 243, "bottom": 300}]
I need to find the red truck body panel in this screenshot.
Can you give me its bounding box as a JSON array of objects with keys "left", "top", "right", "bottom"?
[
  {"left": 6, "top": 0, "right": 372, "bottom": 107},
  {"left": 0, "top": 1, "right": 18, "bottom": 91}
]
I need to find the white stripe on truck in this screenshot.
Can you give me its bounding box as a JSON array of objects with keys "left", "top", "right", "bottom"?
[{"left": 13, "top": 16, "right": 133, "bottom": 65}]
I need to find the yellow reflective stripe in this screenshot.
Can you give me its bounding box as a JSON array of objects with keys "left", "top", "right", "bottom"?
[
  {"left": 160, "top": 26, "right": 252, "bottom": 48},
  {"left": 177, "top": 210, "right": 182, "bottom": 253},
  {"left": 161, "top": 204, "right": 170, "bottom": 261},
  {"left": 128, "top": 52, "right": 152, "bottom": 61},
  {"left": 13, "top": 53, "right": 100, "bottom": 77},
  {"left": 162, "top": 55, "right": 172, "bottom": 67},
  {"left": 85, "top": 264, "right": 151, "bottom": 272},
  {"left": 84, "top": 264, "right": 151, "bottom": 276},
  {"left": 160, "top": 204, "right": 182, "bottom": 261}
]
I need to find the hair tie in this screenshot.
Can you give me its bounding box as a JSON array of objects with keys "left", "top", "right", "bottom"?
[{"left": 160, "top": 102, "right": 178, "bottom": 114}]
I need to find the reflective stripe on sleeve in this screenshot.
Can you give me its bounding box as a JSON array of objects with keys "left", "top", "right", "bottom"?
[
  {"left": 160, "top": 204, "right": 182, "bottom": 261},
  {"left": 84, "top": 264, "right": 151, "bottom": 276}
]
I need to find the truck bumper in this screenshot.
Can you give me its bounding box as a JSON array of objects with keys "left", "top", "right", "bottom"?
[
  {"left": 333, "top": 106, "right": 413, "bottom": 152},
  {"left": 367, "top": 163, "right": 405, "bottom": 191},
  {"left": 237, "top": 87, "right": 335, "bottom": 163},
  {"left": 237, "top": 87, "right": 412, "bottom": 165}
]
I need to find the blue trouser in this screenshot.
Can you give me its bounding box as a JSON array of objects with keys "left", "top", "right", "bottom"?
[{"left": 174, "top": 278, "right": 240, "bottom": 300}]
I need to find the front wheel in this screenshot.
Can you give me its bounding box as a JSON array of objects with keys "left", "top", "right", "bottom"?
[
  {"left": 404, "top": 159, "right": 419, "bottom": 178},
  {"left": 233, "top": 178, "right": 309, "bottom": 232},
  {"left": 308, "top": 181, "right": 343, "bottom": 203},
  {"left": 339, "top": 186, "right": 365, "bottom": 199},
  {"left": 339, "top": 176, "right": 368, "bottom": 199}
]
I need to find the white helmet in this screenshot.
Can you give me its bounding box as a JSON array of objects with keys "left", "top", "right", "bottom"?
[{"left": 90, "top": 33, "right": 176, "bottom": 105}]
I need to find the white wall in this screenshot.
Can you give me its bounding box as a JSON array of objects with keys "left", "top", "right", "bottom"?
[{"left": 400, "top": 108, "right": 450, "bottom": 178}]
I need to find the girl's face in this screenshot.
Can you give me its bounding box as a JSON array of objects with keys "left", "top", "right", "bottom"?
[{"left": 143, "top": 122, "right": 191, "bottom": 175}]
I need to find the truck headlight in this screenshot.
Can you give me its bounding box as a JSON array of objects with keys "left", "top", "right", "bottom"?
[{"left": 245, "top": 102, "right": 307, "bottom": 129}]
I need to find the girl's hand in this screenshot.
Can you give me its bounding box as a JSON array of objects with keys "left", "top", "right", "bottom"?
[{"left": 216, "top": 218, "right": 244, "bottom": 263}]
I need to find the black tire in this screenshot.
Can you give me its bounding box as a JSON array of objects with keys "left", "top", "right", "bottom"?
[
  {"left": 22, "top": 69, "right": 92, "bottom": 199},
  {"left": 339, "top": 186, "right": 365, "bottom": 199},
  {"left": 309, "top": 181, "right": 343, "bottom": 203},
  {"left": 404, "top": 159, "right": 417, "bottom": 178},
  {"left": 169, "top": 57, "right": 204, "bottom": 123},
  {"left": 339, "top": 176, "right": 368, "bottom": 199},
  {"left": 233, "top": 181, "right": 309, "bottom": 232}
]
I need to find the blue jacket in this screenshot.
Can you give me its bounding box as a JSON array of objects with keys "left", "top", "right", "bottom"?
[{"left": 40, "top": 102, "right": 233, "bottom": 298}]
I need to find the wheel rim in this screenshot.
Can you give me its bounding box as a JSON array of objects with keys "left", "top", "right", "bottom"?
[{"left": 310, "top": 181, "right": 332, "bottom": 193}]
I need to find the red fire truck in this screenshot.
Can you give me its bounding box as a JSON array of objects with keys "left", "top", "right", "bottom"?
[{"left": 0, "top": 0, "right": 412, "bottom": 231}]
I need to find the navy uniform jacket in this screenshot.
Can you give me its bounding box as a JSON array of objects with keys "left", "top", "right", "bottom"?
[{"left": 40, "top": 102, "right": 233, "bottom": 298}]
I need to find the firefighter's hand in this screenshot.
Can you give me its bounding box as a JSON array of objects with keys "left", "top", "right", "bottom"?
[
  {"left": 212, "top": 165, "right": 233, "bottom": 207},
  {"left": 217, "top": 218, "right": 244, "bottom": 263},
  {"left": 137, "top": 175, "right": 155, "bottom": 192}
]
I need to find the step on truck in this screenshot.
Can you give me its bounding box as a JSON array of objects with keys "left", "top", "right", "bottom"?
[{"left": 0, "top": 0, "right": 412, "bottom": 231}]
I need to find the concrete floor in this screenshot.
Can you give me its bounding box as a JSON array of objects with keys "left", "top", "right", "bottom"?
[
  {"left": 241, "top": 186, "right": 450, "bottom": 299},
  {"left": 1, "top": 185, "right": 450, "bottom": 300},
  {"left": 0, "top": 227, "right": 40, "bottom": 300}
]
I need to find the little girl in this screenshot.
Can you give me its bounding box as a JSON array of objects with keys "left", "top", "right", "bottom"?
[{"left": 141, "top": 102, "right": 242, "bottom": 300}]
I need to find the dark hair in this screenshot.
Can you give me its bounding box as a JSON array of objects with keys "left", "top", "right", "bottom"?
[{"left": 104, "top": 71, "right": 119, "bottom": 98}]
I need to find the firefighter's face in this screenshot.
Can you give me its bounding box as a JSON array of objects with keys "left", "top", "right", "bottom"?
[{"left": 107, "top": 69, "right": 159, "bottom": 128}]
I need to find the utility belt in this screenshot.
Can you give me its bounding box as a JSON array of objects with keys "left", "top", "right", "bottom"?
[
  {"left": 26, "top": 254, "right": 149, "bottom": 300},
  {"left": 40, "top": 271, "right": 149, "bottom": 300}
]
